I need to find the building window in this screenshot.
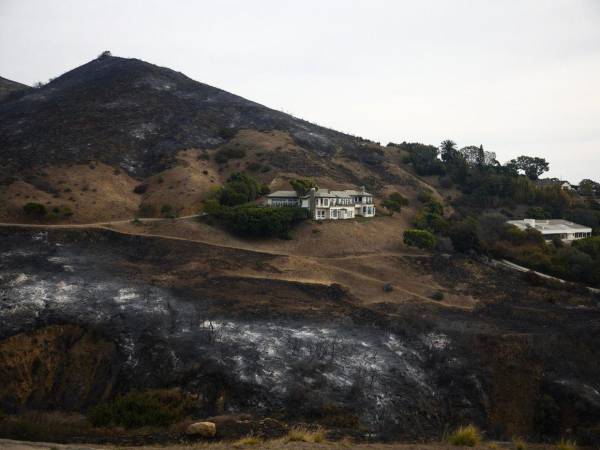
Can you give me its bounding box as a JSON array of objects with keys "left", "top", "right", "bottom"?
[{"left": 332, "top": 210, "right": 338, "bottom": 218}]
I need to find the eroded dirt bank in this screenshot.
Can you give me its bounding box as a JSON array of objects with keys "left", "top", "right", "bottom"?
[{"left": 1, "top": 228, "right": 599, "bottom": 443}]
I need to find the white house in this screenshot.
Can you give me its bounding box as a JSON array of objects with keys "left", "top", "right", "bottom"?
[
  {"left": 266, "top": 186, "right": 375, "bottom": 220},
  {"left": 506, "top": 218, "right": 592, "bottom": 242},
  {"left": 535, "top": 178, "right": 573, "bottom": 191}
]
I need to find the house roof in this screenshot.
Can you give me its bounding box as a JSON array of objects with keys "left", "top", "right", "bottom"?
[
  {"left": 507, "top": 219, "right": 592, "bottom": 233},
  {"left": 535, "top": 178, "right": 571, "bottom": 186},
  {"left": 267, "top": 190, "right": 299, "bottom": 198},
  {"left": 314, "top": 189, "right": 372, "bottom": 197},
  {"left": 268, "top": 188, "right": 373, "bottom": 198}
]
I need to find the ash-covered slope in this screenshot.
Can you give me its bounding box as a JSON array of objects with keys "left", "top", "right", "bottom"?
[
  {"left": 0, "top": 54, "right": 360, "bottom": 177},
  {"left": 0, "top": 76, "right": 29, "bottom": 101}
]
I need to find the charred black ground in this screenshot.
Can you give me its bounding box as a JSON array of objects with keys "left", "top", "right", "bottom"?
[{"left": 1, "top": 228, "right": 599, "bottom": 443}]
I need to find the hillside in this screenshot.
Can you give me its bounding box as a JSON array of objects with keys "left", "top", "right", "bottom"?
[
  {"left": 1, "top": 54, "right": 599, "bottom": 447},
  {"left": 0, "top": 76, "right": 29, "bottom": 101},
  {"left": 0, "top": 54, "right": 432, "bottom": 223}
]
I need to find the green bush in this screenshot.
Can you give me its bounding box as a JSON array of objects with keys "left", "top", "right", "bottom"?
[
  {"left": 290, "top": 178, "right": 318, "bottom": 195},
  {"left": 382, "top": 192, "right": 409, "bottom": 213},
  {"left": 214, "top": 172, "right": 266, "bottom": 207},
  {"left": 449, "top": 220, "right": 480, "bottom": 253},
  {"left": 23, "top": 202, "right": 47, "bottom": 219},
  {"left": 88, "top": 390, "right": 186, "bottom": 429},
  {"left": 431, "top": 291, "right": 444, "bottom": 301},
  {"left": 160, "top": 204, "right": 177, "bottom": 218},
  {"left": 215, "top": 205, "right": 308, "bottom": 238},
  {"left": 214, "top": 146, "right": 246, "bottom": 164},
  {"left": 218, "top": 127, "right": 237, "bottom": 140},
  {"left": 403, "top": 229, "right": 436, "bottom": 250}
]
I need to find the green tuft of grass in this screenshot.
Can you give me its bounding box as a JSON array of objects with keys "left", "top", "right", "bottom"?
[{"left": 447, "top": 424, "right": 482, "bottom": 447}]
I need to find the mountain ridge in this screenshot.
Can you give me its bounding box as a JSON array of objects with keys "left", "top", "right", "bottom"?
[{"left": 0, "top": 54, "right": 370, "bottom": 178}]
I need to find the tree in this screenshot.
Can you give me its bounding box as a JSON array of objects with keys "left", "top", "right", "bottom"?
[
  {"left": 448, "top": 220, "right": 480, "bottom": 253},
  {"left": 440, "top": 140, "right": 458, "bottom": 164},
  {"left": 509, "top": 156, "right": 549, "bottom": 180},
  {"left": 403, "top": 229, "right": 436, "bottom": 250},
  {"left": 410, "top": 146, "right": 445, "bottom": 175},
  {"left": 579, "top": 179, "right": 600, "bottom": 197},
  {"left": 459, "top": 145, "right": 497, "bottom": 168},
  {"left": 290, "top": 178, "right": 318, "bottom": 196}
]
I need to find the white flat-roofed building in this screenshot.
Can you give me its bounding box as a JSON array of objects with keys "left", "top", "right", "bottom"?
[
  {"left": 266, "top": 186, "right": 375, "bottom": 220},
  {"left": 507, "top": 218, "right": 592, "bottom": 242}
]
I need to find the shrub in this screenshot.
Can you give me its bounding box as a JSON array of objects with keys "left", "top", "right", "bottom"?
[
  {"left": 23, "top": 202, "right": 47, "bottom": 219},
  {"left": 246, "top": 162, "right": 262, "bottom": 172},
  {"left": 382, "top": 192, "right": 409, "bottom": 213},
  {"left": 137, "top": 204, "right": 156, "bottom": 218},
  {"left": 403, "top": 229, "right": 436, "bottom": 250},
  {"left": 447, "top": 424, "right": 481, "bottom": 446},
  {"left": 513, "top": 437, "right": 527, "bottom": 450},
  {"left": 290, "top": 178, "right": 318, "bottom": 195},
  {"left": 88, "top": 390, "right": 186, "bottom": 429},
  {"left": 133, "top": 184, "right": 148, "bottom": 194},
  {"left": 160, "top": 204, "right": 177, "bottom": 218},
  {"left": 215, "top": 146, "right": 246, "bottom": 164},
  {"left": 218, "top": 127, "right": 237, "bottom": 140},
  {"left": 431, "top": 291, "right": 444, "bottom": 301},
  {"left": 216, "top": 205, "right": 308, "bottom": 238},
  {"left": 215, "top": 172, "right": 263, "bottom": 207},
  {"left": 449, "top": 220, "right": 480, "bottom": 253}
]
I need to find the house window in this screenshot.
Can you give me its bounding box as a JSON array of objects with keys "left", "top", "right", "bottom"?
[
  {"left": 316, "top": 210, "right": 326, "bottom": 219},
  {"left": 331, "top": 210, "right": 338, "bottom": 218},
  {"left": 324, "top": 198, "right": 329, "bottom": 207}
]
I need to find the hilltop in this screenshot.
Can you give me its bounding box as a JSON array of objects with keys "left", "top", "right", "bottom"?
[
  {"left": 0, "top": 76, "right": 29, "bottom": 101},
  {"left": 0, "top": 53, "right": 431, "bottom": 223}
]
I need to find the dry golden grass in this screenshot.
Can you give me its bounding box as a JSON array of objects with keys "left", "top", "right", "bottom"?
[
  {"left": 0, "top": 162, "right": 140, "bottom": 223},
  {"left": 512, "top": 437, "right": 527, "bottom": 450},
  {"left": 232, "top": 434, "right": 263, "bottom": 447},
  {"left": 555, "top": 439, "right": 577, "bottom": 450},
  {"left": 285, "top": 426, "right": 326, "bottom": 443},
  {"left": 447, "top": 424, "right": 482, "bottom": 447}
]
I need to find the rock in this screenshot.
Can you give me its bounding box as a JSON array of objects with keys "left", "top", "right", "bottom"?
[{"left": 186, "top": 421, "right": 216, "bottom": 438}]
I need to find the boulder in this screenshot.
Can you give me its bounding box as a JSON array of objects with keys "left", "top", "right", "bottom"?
[{"left": 186, "top": 421, "right": 216, "bottom": 438}]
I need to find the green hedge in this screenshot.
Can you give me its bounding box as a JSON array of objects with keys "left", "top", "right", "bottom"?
[
  {"left": 212, "top": 205, "right": 308, "bottom": 238},
  {"left": 403, "top": 229, "right": 436, "bottom": 249},
  {"left": 88, "top": 390, "right": 187, "bottom": 429}
]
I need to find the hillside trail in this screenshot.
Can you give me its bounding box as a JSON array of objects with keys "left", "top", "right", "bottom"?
[
  {"left": 0, "top": 216, "right": 445, "bottom": 306},
  {"left": 0, "top": 216, "right": 425, "bottom": 260}
]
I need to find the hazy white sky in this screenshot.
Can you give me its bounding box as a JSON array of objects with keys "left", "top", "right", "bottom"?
[{"left": 1, "top": 0, "right": 599, "bottom": 183}]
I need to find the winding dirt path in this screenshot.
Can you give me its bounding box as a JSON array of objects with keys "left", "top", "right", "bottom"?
[{"left": 0, "top": 217, "right": 458, "bottom": 308}]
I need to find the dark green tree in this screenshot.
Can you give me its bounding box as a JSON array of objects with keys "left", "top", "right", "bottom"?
[
  {"left": 290, "top": 178, "right": 318, "bottom": 195},
  {"left": 509, "top": 156, "right": 550, "bottom": 180}
]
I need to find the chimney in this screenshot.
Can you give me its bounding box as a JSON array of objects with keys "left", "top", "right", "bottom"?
[{"left": 361, "top": 185, "right": 366, "bottom": 193}]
